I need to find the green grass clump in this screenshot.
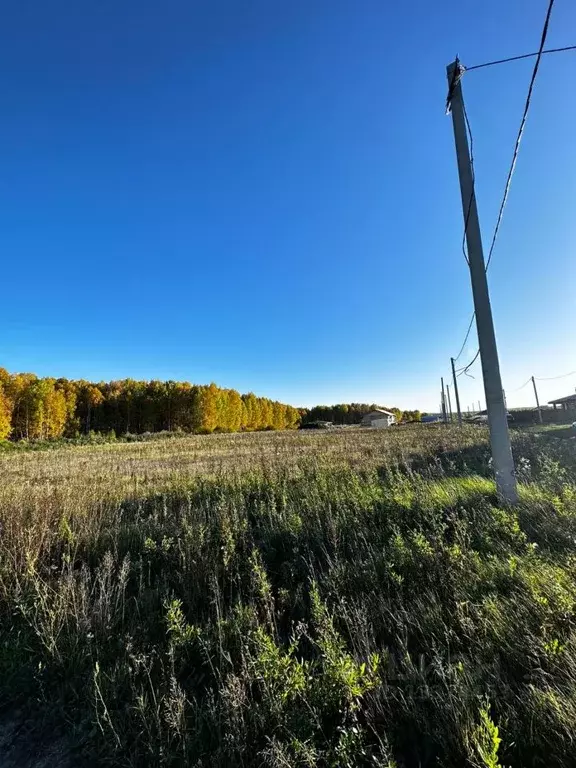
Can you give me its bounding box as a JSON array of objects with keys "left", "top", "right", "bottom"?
[{"left": 0, "top": 426, "right": 575, "bottom": 765}]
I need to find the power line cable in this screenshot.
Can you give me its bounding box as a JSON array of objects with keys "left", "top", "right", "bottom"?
[
  {"left": 465, "top": 44, "right": 576, "bottom": 72},
  {"left": 511, "top": 377, "right": 533, "bottom": 392},
  {"left": 535, "top": 370, "right": 576, "bottom": 381},
  {"left": 454, "top": 313, "right": 476, "bottom": 363},
  {"left": 507, "top": 371, "right": 575, "bottom": 393},
  {"left": 460, "top": 102, "right": 475, "bottom": 267},
  {"left": 457, "top": 349, "right": 480, "bottom": 378},
  {"left": 484, "top": 0, "right": 555, "bottom": 270},
  {"left": 453, "top": 102, "right": 477, "bottom": 363},
  {"left": 451, "top": 0, "right": 556, "bottom": 366}
]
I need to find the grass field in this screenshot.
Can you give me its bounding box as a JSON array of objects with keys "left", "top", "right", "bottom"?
[{"left": 1, "top": 425, "right": 576, "bottom": 767}]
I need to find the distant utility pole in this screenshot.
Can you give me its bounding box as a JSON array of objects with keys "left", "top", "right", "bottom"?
[
  {"left": 451, "top": 357, "right": 463, "bottom": 426},
  {"left": 441, "top": 377, "right": 448, "bottom": 424},
  {"left": 446, "top": 384, "right": 454, "bottom": 422},
  {"left": 478, "top": 401, "right": 481, "bottom": 413},
  {"left": 532, "top": 376, "right": 543, "bottom": 423},
  {"left": 446, "top": 60, "right": 517, "bottom": 503}
]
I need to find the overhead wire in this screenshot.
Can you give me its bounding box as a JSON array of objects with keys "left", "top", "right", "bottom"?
[
  {"left": 449, "top": 0, "right": 557, "bottom": 374},
  {"left": 504, "top": 371, "right": 575, "bottom": 397},
  {"left": 453, "top": 98, "right": 476, "bottom": 363},
  {"left": 511, "top": 377, "right": 533, "bottom": 392},
  {"left": 460, "top": 102, "right": 475, "bottom": 268},
  {"left": 465, "top": 44, "right": 576, "bottom": 72},
  {"left": 457, "top": 349, "right": 480, "bottom": 379},
  {"left": 484, "top": 0, "right": 555, "bottom": 271},
  {"left": 535, "top": 370, "right": 576, "bottom": 381},
  {"left": 454, "top": 314, "right": 476, "bottom": 364}
]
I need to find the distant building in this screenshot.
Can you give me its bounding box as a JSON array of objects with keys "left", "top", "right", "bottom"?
[
  {"left": 548, "top": 393, "right": 576, "bottom": 412},
  {"left": 360, "top": 409, "right": 396, "bottom": 428},
  {"left": 421, "top": 414, "right": 440, "bottom": 423}
]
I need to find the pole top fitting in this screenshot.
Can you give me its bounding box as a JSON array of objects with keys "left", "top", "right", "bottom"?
[{"left": 445, "top": 57, "right": 466, "bottom": 115}]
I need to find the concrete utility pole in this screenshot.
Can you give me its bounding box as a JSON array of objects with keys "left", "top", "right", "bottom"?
[
  {"left": 446, "top": 384, "right": 454, "bottom": 422},
  {"left": 532, "top": 376, "right": 543, "bottom": 423},
  {"left": 446, "top": 60, "right": 518, "bottom": 503},
  {"left": 441, "top": 377, "right": 448, "bottom": 423},
  {"left": 451, "top": 357, "right": 463, "bottom": 426}
]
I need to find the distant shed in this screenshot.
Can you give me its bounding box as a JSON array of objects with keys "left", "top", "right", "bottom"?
[
  {"left": 548, "top": 394, "right": 576, "bottom": 412},
  {"left": 360, "top": 409, "right": 395, "bottom": 429}
]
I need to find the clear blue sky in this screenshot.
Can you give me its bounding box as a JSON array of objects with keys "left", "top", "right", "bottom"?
[{"left": 1, "top": 0, "right": 574, "bottom": 411}]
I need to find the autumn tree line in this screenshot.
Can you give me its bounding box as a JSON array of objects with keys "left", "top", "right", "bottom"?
[
  {"left": 301, "top": 403, "right": 422, "bottom": 425},
  {"left": 0, "top": 369, "right": 301, "bottom": 441},
  {"left": 0, "top": 369, "right": 424, "bottom": 442}
]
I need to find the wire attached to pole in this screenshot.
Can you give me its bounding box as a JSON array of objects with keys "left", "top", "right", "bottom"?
[
  {"left": 465, "top": 44, "right": 576, "bottom": 72},
  {"left": 484, "top": 0, "right": 556, "bottom": 270},
  {"left": 448, "top": 0, "right": 557, "bottom": 371},
  {"left": 457, "top": 349, "right": 480, "bottom": 378},
  {"left": 511, "top": 377, "right": 533, "bottom": 392}
]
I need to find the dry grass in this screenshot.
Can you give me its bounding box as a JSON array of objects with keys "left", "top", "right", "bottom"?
[
  {"left": 1, "top": 424, "right": 575, "bottom": 767},
  {"left": 0, "top": 424, "right": 487, "bottom": 496}
]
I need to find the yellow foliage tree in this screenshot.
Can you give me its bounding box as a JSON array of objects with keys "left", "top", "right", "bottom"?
[
  {"left": 193, "top": 383, "right": 218, "bottom": 433},
  {"left": 0, "top": 368, "right": 302, "bottom": 440},
  {"left": 0, "top": 387, "right": 12, "bottom": 440},
  {"left": 23, "top": 379, "right": 68, "bottom": 439}
]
